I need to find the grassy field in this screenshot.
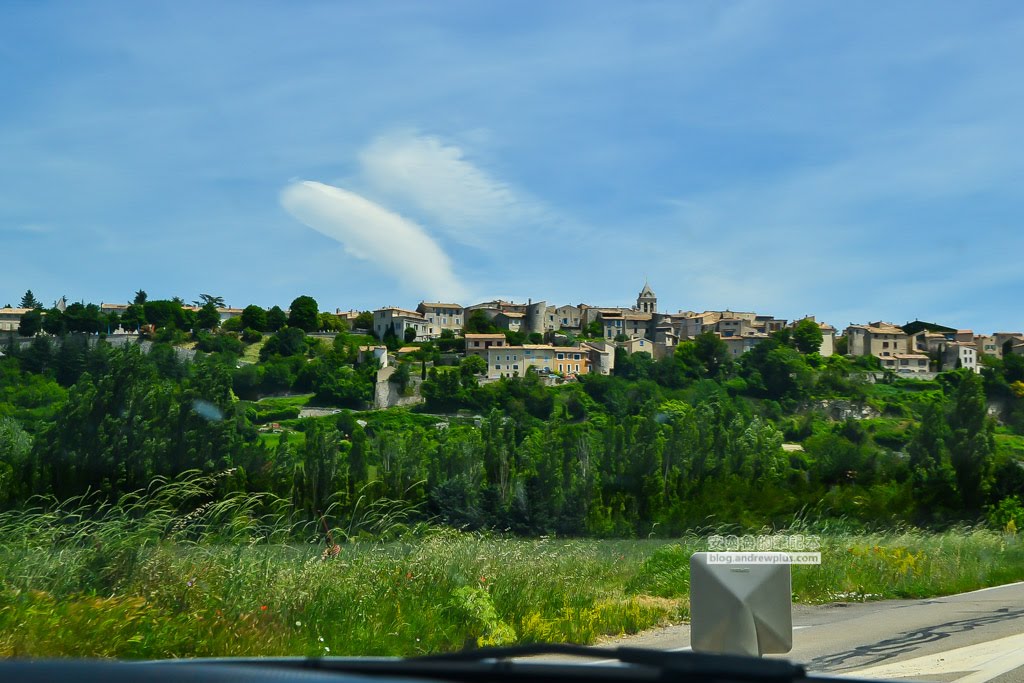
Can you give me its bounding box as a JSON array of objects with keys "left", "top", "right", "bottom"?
[{"left": 1, "top": 478, "right": 1021, "bottom": 659}]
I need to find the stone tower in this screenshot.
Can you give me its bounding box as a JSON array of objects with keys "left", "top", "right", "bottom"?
[{"left": 637, "top": 281, "right": 657, "bottom": 314}]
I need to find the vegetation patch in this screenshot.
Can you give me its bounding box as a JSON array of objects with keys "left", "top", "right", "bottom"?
[{"left": 0, "top": 478, "right": 1021, "bottom": 658}]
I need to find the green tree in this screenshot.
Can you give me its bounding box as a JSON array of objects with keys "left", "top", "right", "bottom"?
[
  {"left": 194, "top": 293, "right": 225, "bottom": 308},
  {"left": 260, "top": 326, "right": 308, "bottom": 360},
  {"left": 241, "top": 327, "right": 262, "bottom": 343},
  {"left": 693, "top": 331, "right": 731, "bottom": 378},
  {"left": 18, "top": 309, "right": 43, "bottom": 337},
  {"left": 143, "top": 300, "right": 191, "bottom": 329},
  {"left": 133, "top": 289, "right": 148, "bottom": 305},
  {"left": 582, "top": 320, "right": 603, "bottom": 338},
  {"left": 19, "top": 290, "right": 42, "bottom": 309},
  {"left": 353, "top": 311, "right": 374, "bottom": 330},
  {"left": 460, "top": 354, "right": 487, "bottom": 377},
  {"left": 21, "top": 335, "right": 54, "bottom": 374},
  {"left": 0, "top": 417, "right": 34, "bottom": 505},
  {"left": 41, "top": 307, "right": 66, "bottom": 336},
  {"left": 464, "top": 310, "right": 498, "bottom": 334},
  {"left": 390, "top": 362, "right": 412, "bottom": 393},
  {"left": 240, "top": 305, "right": 267, "bottom": 332},
  {"left": 196, "top": 302, "right": 221, "bottom": 331},
  {"left": 288, "top": 296, "right": 319, "bottom": 332},
  {"left": 792, "top": 318, "right": 824, "bottom": 354},
  {"left": 404, "top": 326, "right": 418, "bottom": 343},
  {"left": 946, "top": 371, "right": 996, "bottom": 510},
  {"left": 120, "top": 304, "right": 145, "bottom": 332},
  {"left": 63, "top": 303, "right": 103, "bottom": 334},
  {"left": 267, "top": 306, "right": 288, "bottom": 332},
  {"left": 422, "top": 367, "right": 466, "bottom": 411},
  {"left": 908, "top": 398, "right": 958, "bottom": 516},
  {"left": 319, "top": 312, "right": 347, "bottom": 332}
]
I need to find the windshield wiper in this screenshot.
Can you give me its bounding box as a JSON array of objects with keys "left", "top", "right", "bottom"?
[
  {"left": 414, "top": 643, "right": 806, "bottom": 681},
  {"left": 172, "top": 644, "right": 810, "bottom": 683}
]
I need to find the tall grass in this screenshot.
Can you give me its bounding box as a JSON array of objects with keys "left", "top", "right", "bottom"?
[{"left": 0, "top": 474, "right": 1021, "bottom": 659}]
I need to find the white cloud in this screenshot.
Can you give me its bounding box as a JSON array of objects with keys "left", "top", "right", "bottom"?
[
  {"left": 279, "top": 180, "right": 467, "bottom": 301},
  {"left": 358, "top": 130, "right": 553, "bottom": 247}
]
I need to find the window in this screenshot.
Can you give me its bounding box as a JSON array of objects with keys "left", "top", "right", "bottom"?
[
  {"left": 513, "top": 364, "right": 519, "bottom": 370},
  {"left": 573, "top": 354, "right": 580, "bottom": 360},
  {"left": 495, "top": 364, "right": 501, "bottom": 370},
  {"left": 556, "top": 353, "right": 564, "bottom": 359},
  {"left": 575, "top": 364, "right": 580, "bottom": 372}
]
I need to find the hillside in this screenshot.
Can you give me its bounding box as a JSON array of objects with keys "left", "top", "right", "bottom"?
[{"left": 2, "top": 324, "right": 1024, "bottom": 534}]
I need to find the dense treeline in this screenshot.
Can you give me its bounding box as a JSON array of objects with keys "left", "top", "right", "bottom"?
[{"left": 2, "top": 316, "right": 1023, "bottom": 534}]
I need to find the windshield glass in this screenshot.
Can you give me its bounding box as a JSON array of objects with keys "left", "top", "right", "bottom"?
[{"left": 1, "top": 2, "right": 1022, "bottom": 680}]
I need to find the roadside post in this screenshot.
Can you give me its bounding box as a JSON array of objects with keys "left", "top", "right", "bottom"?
[{"left": 689, "top": 551, "right": 794, "bottom": 657}]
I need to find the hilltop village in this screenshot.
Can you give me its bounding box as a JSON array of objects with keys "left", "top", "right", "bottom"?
[{"left": 2, "top": 283, "right": 1022, "bottom": 387}]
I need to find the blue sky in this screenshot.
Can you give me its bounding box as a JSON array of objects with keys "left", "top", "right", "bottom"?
[{"left": 2, "top": 1, "right": 1022, "bottom": 332}]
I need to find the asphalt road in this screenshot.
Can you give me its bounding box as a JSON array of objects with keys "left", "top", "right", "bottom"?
[{"left": 591, "top": 581, "right": 1024, "bottom": 682}]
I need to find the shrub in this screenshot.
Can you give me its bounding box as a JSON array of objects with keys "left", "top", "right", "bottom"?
[{"left": 241, "top": 328, "right": 263, "bottom": 344}]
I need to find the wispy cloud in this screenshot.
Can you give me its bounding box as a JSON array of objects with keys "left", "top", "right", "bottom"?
[
  {"left": 2, "top": 223, "right": 52, "bottom": 234},
  {"left": 357, "top": 130, "right": 555, "bottom": 247},
  {"left": 280, "top": 180, "right": 467, "bottom": 301}
]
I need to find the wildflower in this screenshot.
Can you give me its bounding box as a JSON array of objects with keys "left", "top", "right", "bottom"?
[
  {"left": 296, "top": 621, "right": 302, "bottom": 627},
  {"left": 479, "top": 576, "right": 487, "bottom": 584},
  {"left": 406, "top": 572, "right": 413, "bottom": 580},
  {"left": 319, "top": 637, "right": 324, "bottom": 642},
  {"left": 261, "top": 605, "right": 268, "bottom": 611},
  {"left": 323, "top": 647, "right": 330, "bottom": 653}
]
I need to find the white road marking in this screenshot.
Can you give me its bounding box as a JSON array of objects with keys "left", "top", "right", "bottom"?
[
  {"left": 834, "top": 632, "right": 1024, "bottom": 682},
  {"left": 950, "top": 581, "right": 1024, "bottom": 597}
]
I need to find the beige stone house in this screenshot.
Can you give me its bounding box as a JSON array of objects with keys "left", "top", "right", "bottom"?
[
  {"left": 819, "top": 323, "right": 836, "bottom": 357},
  {"left": 553, "top": 305, "right": 582, "bottom": 331},
  {"left": 583, "top": 341, "right": 615, "bottom": 374},
  {"left": 465, "top": 333, "right": 506, "bottom": 359},
  {"left": 722, "top": 333, "right": 770, "bottom": 359},
  {"left": 416, "top": 302, "right": 464, "bottom": 334},
  {"left": 941, "top": 342, "right": 980, "bottom": 373},
  {"left": 493, "top": 311, "right": 525, "bottom": 332},
  {"left": 974, "top": 334, "right": 1000, "bottom": 357},
  {"left": 845, "top": 323, "right": 909, "bottom": 358},
  {"left": 0, "top": 307, "right": 30, "bottom": 332},
  {"left": 486, "top": 345, "right": 590, "bottom": 379},
  {"left": 373, "top": 307, "right": 435, "bottom": 341},
  {"left": 881, "top": 353, "right": 930, "bottom": 374},
  {"left": 616, "top": 337, "right": 655, "bottom": 355}
]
